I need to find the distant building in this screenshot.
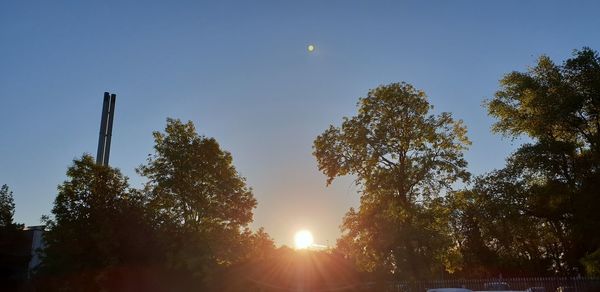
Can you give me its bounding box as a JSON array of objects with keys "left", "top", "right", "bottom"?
[
  {"left": 24, "top": 225, "right": 45, "bottom": 278},
  {"left": 0, "top": 225, "right": 45, "bottom": 288}
]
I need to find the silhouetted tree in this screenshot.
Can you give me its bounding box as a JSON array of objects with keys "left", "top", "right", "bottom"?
[
  {"left": 0, "top": 185, "right": 29, "bottom": 290},
  {"left": 38, "top": 119, "right": 271, "bottom": 291},
  {"left": 447, "top": 174, "right": 554, "bottom": 277},
  {"left": 314, "top": 82, "right": 470, "bottom": 280},
  {"left": 137, "top": 118, "right": 259, "bottom": 285},
  {"left": 39, "top": 155, "right": 162, "bottom": 291},
  {"left": 242, "top": 227, "right": 276, "bottom": 261},
  {"left": 0, "top": 184, "right": 19, "bottom": 230},
  {"left": 484, "top": 47, "right": 600, "bottom": 275}
]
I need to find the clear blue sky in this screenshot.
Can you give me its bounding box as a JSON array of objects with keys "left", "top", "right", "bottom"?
[{"left": 1, "top": 0, "right": 599, "bottom": 246}]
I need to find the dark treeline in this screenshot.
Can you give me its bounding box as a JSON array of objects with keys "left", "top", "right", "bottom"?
[
  {"left": 0, "top": 185, "right": 31, "bottom": 291},
  {"left": 35, "top": 119, "right": 277, "bottom": 291},
  {"left": 1, "top": 48, "right": 600, "bottom": 291},
  {"left": 314, "top": 48, "right": 600, "bottom": 281}
]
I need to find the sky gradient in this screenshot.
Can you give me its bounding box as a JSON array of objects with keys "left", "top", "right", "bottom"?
[{"left": 2, "top": 0, "right": 600, "bottom": 247}]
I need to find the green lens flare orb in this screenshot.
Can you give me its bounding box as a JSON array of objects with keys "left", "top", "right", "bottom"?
[{"left": 307, "top": 44, "right": 315, "bottom": 52}]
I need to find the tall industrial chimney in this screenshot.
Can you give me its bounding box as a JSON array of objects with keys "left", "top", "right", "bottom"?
[{"left": 96, "top": 92, "right": 116, "bottom": 166}]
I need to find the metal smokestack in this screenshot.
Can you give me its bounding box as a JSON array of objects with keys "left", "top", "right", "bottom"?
[
  {"left": 96, "top": 92, "right": 116, "bottom": 166},
  {"left": 103, "top": 94, "right": 116, "bottom": 166}
]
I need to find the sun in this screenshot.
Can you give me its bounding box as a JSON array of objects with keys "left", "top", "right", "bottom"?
[
  {"left": 307, "top": 44, "right": 315, "bottom": 52},
  {"left": 294, "top": 230, "right": 314, "bottom": 249}
]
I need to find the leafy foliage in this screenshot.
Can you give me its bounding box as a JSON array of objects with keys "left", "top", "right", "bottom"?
[
  {"left": 0, "top": 184, "right": 19, "bottom": 230},
  {"left": 488, "top": 48, "right": 600, "bottom": 150},
  {"left": 0, "top": 185, "right": 29, "bottom": 290},
  {"left": 40, "top": 155, "right": 161, "bottom": 290},
  {"left": 138, "top": 118, "right": 256, "bottom": 230},
  {"left": 314, "top": 82, "right": 470, "bottom": 279},
  {"left": 137, "top": 118, "right": 258, "bottom": 279},
  {"left": 39, "top": 119, "right": 271, "bottom": 291},
  {"left": 581, "top": 248, "right": 600, "bottom": 277},
  {"left": 475, "top": 47, "right": 600, "bottom": 275},
  {"left": 447, "top": 173, "right": 556, "bottom": 277}
]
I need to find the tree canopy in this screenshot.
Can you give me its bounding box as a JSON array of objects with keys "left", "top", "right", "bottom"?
[
  {"left": 38, "top": 119, "right": 271, "bottom": 291},
  {"left": 137, "top": 118, "right": 259, "bottom": 275},
  {"left": 454, "top": 47, "right": 600, "bottom": 276},
  {"left": 314, "top": 82, "right": 471, "bottom": 279},
  {"left": 0, "top": 184, "right": 18, "bottom": 230},
  {"left": 0, "top": 184, "right": 29, "bottom": 291},
  {"left": 488, "top": 48, "right": 600, "bottom": 150},
  {"left": 138, "top": 118, "right": 256, "bottom": 230},
  {"left": 40, "top": 155, "right": 160, "bottom": 290}
]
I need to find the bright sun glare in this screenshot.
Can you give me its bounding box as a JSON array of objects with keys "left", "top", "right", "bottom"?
[{"left": 294, "top": 230, "right": 314, "bottom": 249}]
